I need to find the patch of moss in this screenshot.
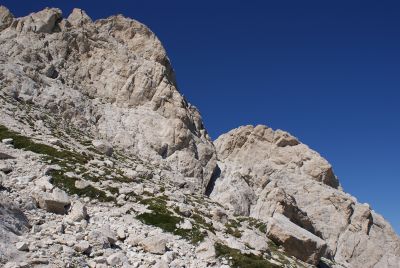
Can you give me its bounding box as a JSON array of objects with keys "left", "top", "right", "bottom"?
[
  {"left": 114, "top": 169, "right": 132, "bottom": 183},
  {"left": 0, "top": 125, "right": 90, "bottom": 165},
  {"left": 81, "top": 172, "right": 101, "bottom": 183},
  {"left": 191, "top": 213, "right": 216, "bottom": 234},
  {"left": 215, "top": 243, "right": 280, "bottom": 268},
  {"left": 225, "top": 219, "right": 243, "bottom": 238},
  {"left": 107, "top": 186, "right": 119, "bottom": 195},
  {"left": 50, "top": 170, "right": 115, "bottom": 202},
  {"left": 137, "top": 197, "right": 205, "bottom": 244},
  {"left": 239, "top": 216, "right": 267, "bottom": 234}
]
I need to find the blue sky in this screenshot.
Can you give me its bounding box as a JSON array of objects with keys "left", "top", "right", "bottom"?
[{"left": 3, "top": 0, "right": 399, "bottom": 234}]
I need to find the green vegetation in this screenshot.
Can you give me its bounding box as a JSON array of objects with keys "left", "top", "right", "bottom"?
[
  {"left": 215, "top": 243, "right": 280, "bottom": 268},
  {"left": 0, "top": 124, "right": 115, "bottom": 202},
  {"left": 238, "top": 216, "right": 268, "bottom": 234},
  {"left": 267, "top": 240, "right": 279, "bottom": 251},
  {"left": 225, "top": 219, "right": 242, "bottom": 238},
  {"left": 50, "top": 170, "right": 115, "bottom": 202},
  {"left": 191, "top": 212, "right": 216, "bottom": 234},
  {"left": 0, "top": 125, "right": 89, "bottom": 164},
  {"left": 137, "top": 196, "right": 205, "bottom": 244}
]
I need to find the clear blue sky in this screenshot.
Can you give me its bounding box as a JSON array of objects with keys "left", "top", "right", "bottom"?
[{"left": 3, "top": 0, "right": 399, "bottom": 234}]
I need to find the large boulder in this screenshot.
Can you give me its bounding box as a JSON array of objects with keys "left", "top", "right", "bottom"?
[
  {"left": 35, "top": 188, "right": 70, "bottom": 214},
  {"left": 211, "top": 125, "right": 400, "bottom": 267},
  {"left": 139, "top": 235, "right": 168, "bottom": 255},
  {"left": 66, "top": 201, "right": 88, "bottom": 222},
  {"left": 267, "top": 213, "right": 327, "bottom": 265}
]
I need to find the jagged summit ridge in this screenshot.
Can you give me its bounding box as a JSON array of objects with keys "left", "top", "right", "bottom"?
[{"left": 0, "top": 6, "right": 217, "bottom": 192}]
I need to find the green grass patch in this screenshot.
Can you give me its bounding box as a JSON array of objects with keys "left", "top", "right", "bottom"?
[
  {"left": 137, "top": 197, "right": 205, "bottom": 244},
  {"left": 0, "top": 125, "right": 90, "bottom": 165},
  {"left": 215, "top": 243, "right": 280, "bottom": 268},
  {"left": 0, "top": 125, "right": 116, "bottom": 203},
  {"left": 225, "top": 219, "right": 242, "bottom": 238},
  {"left": 191, "top": 213, "right": 216, "bottom": 234},
  {"left": 251, "top": 220, "right": 267, "bottom": 233},
  {"left": 50, "top": 170, "right": 115, "bottom": 202},
  {"left": 238, "top": 216, "right": 268, "bottom": 234}
]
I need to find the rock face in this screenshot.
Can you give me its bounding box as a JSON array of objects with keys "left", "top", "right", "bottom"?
[
  {"left": 210, "top": 125, "right": 400, "bottom": 267},
  {"left": 267, "top": 213, "right": 327, "bottom": 265},
  {"left": 0, "top": 5, "right": 216, "bottom": 193},
  {"left": 0, "top": 194, "right": 30, "bottom": 261},
  {"left": 0, "top": 6, "right": 399, "bottom": 268}
]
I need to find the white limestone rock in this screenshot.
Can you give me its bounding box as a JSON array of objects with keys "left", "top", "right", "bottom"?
[
  {"left": 15, "top": 241, "right": 29, "bottom": 251},
  {"left": 267, "top": 213, "right": 327, "bottom": 265},
  {"left": 0, "top": 5, "right": 398, "bottom": 268},
  {"left": 211, "top": 124, "right": 400, "bottom": 267},
  {"left": 195, "top": 239, "right": 216, "bottom": 262},
  {"left": 74, "top": 240, "right": 90, "bottom": 253},
  {"left": 92, "top": 140, "right": 113, "bottom": 156},
  {"left": 67, "top": 201, "right": 88, "bottom": 222},
  {"left": 106, "top": 252, "right": 127, "bottom": 266},
  {"left": 139, "top": 235, "right": 167, "bottom": 255},
  {"left": 0, "top": 5, "right": 217, "bottom": 192},
  {"left": 0, "top": 6, "right": 14, "bottom": 31},
  {"left": 35, "top": 187, "right": 70, "bottom": 214}
]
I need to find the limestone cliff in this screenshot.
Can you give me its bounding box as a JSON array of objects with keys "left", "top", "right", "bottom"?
[{"left": 0, "top": 6, "right": 399, "bottom": 268}]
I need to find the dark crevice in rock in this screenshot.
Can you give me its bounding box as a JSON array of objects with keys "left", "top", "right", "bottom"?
[
  {"left": 205, "top": 164, "right": 220, "bottom": 197},
  {"left": 0, "top": 152, "right": 15, "bottom": 160}
]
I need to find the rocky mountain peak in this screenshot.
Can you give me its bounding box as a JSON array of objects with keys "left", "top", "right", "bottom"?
[
  {"left": 0, "top": 6, "right": 217, "bottom": 193},
  {"left": 67, "top": 8, "right": 93, "bottom": 27},
  {"left": 0, "top": 6, "right": 399, "bottom": 268}
]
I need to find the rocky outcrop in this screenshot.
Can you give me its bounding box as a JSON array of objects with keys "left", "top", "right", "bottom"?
[
  {"left": 35, "top": 187, "right": 71, "bottom": 214},
  {"left": 0, "top": 194, "right": 30, "bottom": 262},
  {"left": 0, "top": 5, "right": 399, "bottom": 268},
  {"left": 267, "top": 213, "right": 327, "bottom": 265},
  {"left": 210, "top": 125, "right": 400, "bottom": 267},
  {"left": 0, "top": 5, "right": 216, "bottom": 193}
]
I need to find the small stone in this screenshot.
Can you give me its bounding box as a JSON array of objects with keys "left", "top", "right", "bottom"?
[
  {"left": 117, "top": 227, "right": 126, "bottom": 240},
  {"left": 178, "top": 205, "right": 192, "bottom": 217},
  {"left": 0, "top": 163, "right": 12, "bottom": 173},
  {"left": 161, "top": 251, "right": 176, "bottom": 264},
  {"left": 31, "top": 225, "right": 41, "bottom": 234},
  {"left": 49, "top": 138, "right": 62, "bottom": 146},
  {"left": 2, "top": 138, "right": 13, "bottom": 144},
  {"left": 75, "top": 180, "right": 90, "bottom": 189},
  {"left": 103, "top": 159, "right": 114, "bottom": 167},
  {"left": 140, "top": 236, "right": 167, "bottom": 255},
  {"left": 35, "top": 176, "right": 54, "bottom": 191},
  {"left": 196, "top": 239, "right": 216, "bottom": 261},
  {"left": 87, "top": 260, "right": 97, "bottom": 268},
  {"left": 179, "top": 219, "right": 193, "bottom": 230},
  {"left": 106, "top": 252, "right": 126, "bottom": 266},
  {"left": 67, "top": 201, "right": 88, "bottom": 222},
  {"left": 16, "top": 241, "right": 29, "bottom": 251},
  {"left": 74, "top": 240, "right": 90, "bottom": 253},
  {"left": 92, "top": 140, "right": 113, "bottom": 156}
]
